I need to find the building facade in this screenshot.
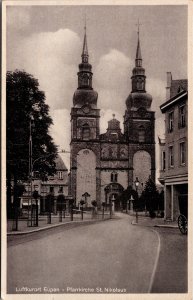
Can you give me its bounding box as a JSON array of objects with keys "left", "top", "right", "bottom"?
[
  {"left": 70, "top": 27, "right": 155, "bottom": 209},
  {"left": 21, "top": 155, "right": 68, "bottom": 213},
  {"left": 159, "top": 72, "right": 188, "bottom": 221}
]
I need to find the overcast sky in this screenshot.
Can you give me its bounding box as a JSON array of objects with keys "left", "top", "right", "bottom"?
[{"left": 6, "top": 4, "right": 187, "bottom": 177}]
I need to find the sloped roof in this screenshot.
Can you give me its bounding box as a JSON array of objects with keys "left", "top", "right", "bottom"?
[{"left": 55, "top": 155, "right": 67, "bottom": 171}]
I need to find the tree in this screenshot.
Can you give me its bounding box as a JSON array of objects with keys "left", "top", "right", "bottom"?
[
  {"left": 141, "top": 177, "right": 159, "bottom": 217},
  {"left": 6, "top": 70, "right": 58, "bottom": 217}
]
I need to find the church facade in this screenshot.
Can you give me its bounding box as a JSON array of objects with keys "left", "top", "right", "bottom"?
[{"left": 69, "top": 28, "right": 155, "bottom": 209}]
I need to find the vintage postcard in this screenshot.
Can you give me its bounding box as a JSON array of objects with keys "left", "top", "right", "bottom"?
[{"left": 1, "top": 0, "right": 192, "bottom": 300}]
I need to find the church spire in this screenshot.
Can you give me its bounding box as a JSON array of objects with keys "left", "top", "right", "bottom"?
[
  {"left": 129, "top": 21, "right": 146, "bottom": 93},
  {"left": 81, "top": 21, "right": 89, "bottom": 63},
  {"left": 135, "top": 20, "right": 142, "bottom": 67},
  {"left": 76, "top": 22, "right": 93, "bottom": 90}
]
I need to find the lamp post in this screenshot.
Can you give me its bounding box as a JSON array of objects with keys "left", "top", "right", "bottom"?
[
  {"left": 32, "top": 190, "right": 39, "bottom": 226},
  {"left": 109, "top": 197, "right": 112, "bottom": 219},
  {"left": 134, "top": 177, "right": 140, "bottom": 223},
  {"left": 129, "top": 195, "right": 134, "bottom": 214},
  {"left": 68, "top": 196, "right": 74, "bottom": 221},
  {"left": 29, "top": 115, "right": 33, "bottom": 226},
  {"left": 80, "top": 199, "right": 85, "bottom": 220},
  {"left": 102, "top": 202, "right": 105, "bottom": 219}
]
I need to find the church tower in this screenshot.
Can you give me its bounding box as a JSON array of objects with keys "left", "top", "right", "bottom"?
[
  {"left": 70, "top": 25, "right": 101, "bottom": 206},
  {"left": 124, "top": 26, "right": 155, "bottom": 189}
]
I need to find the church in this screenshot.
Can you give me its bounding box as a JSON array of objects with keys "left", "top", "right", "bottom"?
[{"left": 69, "top": 26, "right": 155, "bottom": 209}]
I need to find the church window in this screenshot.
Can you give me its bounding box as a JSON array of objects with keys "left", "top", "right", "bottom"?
[
  {"left": 138, "top": 126, "right": 145, "bottom": 143},
  {"left": 111, "top": 172, "right": 118, "bottom": 183},
  {"left": 109, "top": 147, "right": 113, "bottom": 158},
  {"left": 82, "top": 124, "right": 90, "bottom": 140},
  {"left": 136, "top": 78, "right": 144, "bottom": 90},
  {"left": 109, "top": 132, "right": 118, "bottom": 141},
  {"left": 82, "top": 74, "right": 89, "bottom": 87}
]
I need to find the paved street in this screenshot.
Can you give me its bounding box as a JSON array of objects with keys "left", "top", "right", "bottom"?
[{"left": 7, "top": 213, "right": 187, "bottom": 294}]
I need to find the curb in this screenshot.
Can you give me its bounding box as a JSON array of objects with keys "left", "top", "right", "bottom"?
[
  {"left": 154, "top": 224, "right": 178, "bottom": 229},
  {"left": 131, "top": 220, "right": 178, "bottom": 229},
  {"left": 7, "top": 218, "right": 110, "bottom": 236}
]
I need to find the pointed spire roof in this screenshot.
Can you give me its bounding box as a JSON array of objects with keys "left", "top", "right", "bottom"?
[
  {"left": 135, "top": 20, "right": 142, "bottom": 67},
  {"left": 136, "top": 32, "right": 142, "bottom": 60},
  {"left": 81, "top": 22, "right": 89, "bottom": 63}
]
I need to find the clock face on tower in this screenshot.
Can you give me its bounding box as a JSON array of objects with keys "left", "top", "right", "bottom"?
[{"left": 82, "top": 105, "right": 90, "bottom": 114}]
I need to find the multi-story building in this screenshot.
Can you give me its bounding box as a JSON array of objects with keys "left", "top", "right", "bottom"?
[
  {"left": 159, "top": 72, "right": 188, "bottom": 221},
  {"left": 69, "top": 26, "right": 155, "bottom": 209},
  {"left": 21, "top": 155, "right": 68, "bottom": 213}
]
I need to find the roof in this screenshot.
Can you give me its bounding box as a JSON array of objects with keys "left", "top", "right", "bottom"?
[
  {"left": 55, "top": 155, "right": 68, "bottom": 171},
  {"left": 107, "top": 117, "right": 120, "bottom": 130},
  {"left": 170, "top": 79, "right": 187, "bottom": 98},
  {"left": 160, "top": 90, "right": 187, "bottom": 113}
]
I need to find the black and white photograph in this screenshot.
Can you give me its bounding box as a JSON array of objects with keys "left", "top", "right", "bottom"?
[{"left": 2, "top": 1, "right": 191, "bottom": 299}]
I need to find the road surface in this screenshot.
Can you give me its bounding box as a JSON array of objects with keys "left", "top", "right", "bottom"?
[{"left": 7, "top": 213, "right": 187, "bottom": 294}]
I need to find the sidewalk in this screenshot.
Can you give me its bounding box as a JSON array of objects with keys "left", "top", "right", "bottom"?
[
  {"left": 127, "top": 211, "right": 178, "bottom": 228},
  {"left": 7, "top": 211, "right": 111, "bottom": 235}
]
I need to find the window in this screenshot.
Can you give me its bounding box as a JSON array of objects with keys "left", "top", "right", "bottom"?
[
  {"left": 179, "top": 105, "right": 186, "bottom": 128},
  {"left": 50, "top": 186, "right": 54, "bottom": 193},
  {"left": 82, "top": 124, "right": 90, "bottom": 140},
  {"left": 111, "top": 172, "right": 118, "bottom": 183},
  {"left": 58, "top": 171, "right": 63, "bottom": 180},
  {"left": 168, "top": 111, "right": 174, "bottom": 132},
  {"left": 162, "top": 151, "right": 166, "bottom": 171},
  {"left": 136, "top": 78, "right": 144, "bottom": 90},
  {"left": 168, "top": 146, "right": 174, "bottom": 167},
  {"left": 138, "top": 126, "right": 145, "bottom": 143},
  {"left": 180, "top": 142, "right": 186, "bottom": 165},
  {"left": 82, "top": 74, "right": 89, "bottom": 87},
  {"left": 58, "top": 186, "right": 63, "bottom": 193},
  {"left": 33, "top": 184, "right": 38, "bottom": 191},
  {"left": 109, "top": 132, "right": 118, "bottom": 141}
]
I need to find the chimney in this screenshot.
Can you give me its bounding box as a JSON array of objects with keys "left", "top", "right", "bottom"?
[{"left": 166, "top": 72, "right": 172, "bottom": 100}]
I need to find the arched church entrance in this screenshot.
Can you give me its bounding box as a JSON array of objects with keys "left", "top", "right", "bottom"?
[
  {"left": 76, "top": 149, "right": 96, "bottom": 207},
  {"left": 104, "top": 183, "right": 124, "bottom": 211}
]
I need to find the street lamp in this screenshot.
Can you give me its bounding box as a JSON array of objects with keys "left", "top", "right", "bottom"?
[
  {"left": 28, "top": 153, "right": 53, "bottom": 227},
  {"left": 134, "top": 177, "right": 140, "bottom": 223}
]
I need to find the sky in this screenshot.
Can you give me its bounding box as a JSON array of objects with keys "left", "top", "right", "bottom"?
[{"left": 6, "top": 4, "right": 187, "bottom": 179}]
